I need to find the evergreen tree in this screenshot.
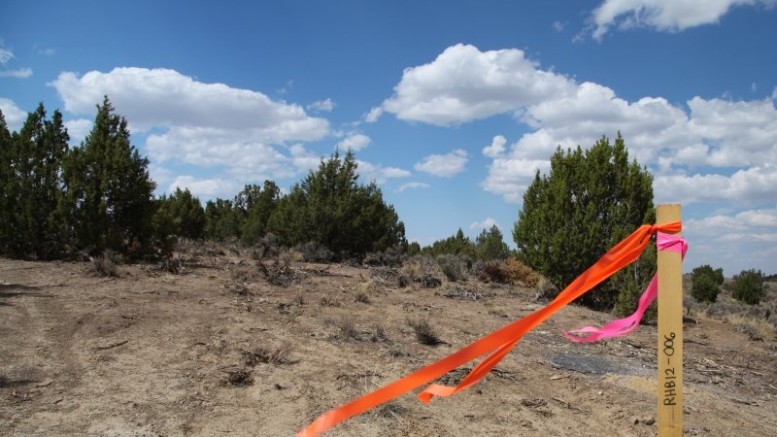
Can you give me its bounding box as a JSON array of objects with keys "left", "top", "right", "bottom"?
[
  {"left": 240, "top": 181, "right": 281, "bottom": 245},
  {"left": 267, "top": 150, "right": 405, "bottom": 257},
  {"left": 422, "top": 228, "right": 476, "bottom": 258},
  {"left": 60, "top": 97, "right": 156, "bottom": 257},
  {"left": 475, "top": 225, "right": 510, "bottom": 261},
  {"left": 0, "top": 104, "right": 69, "bottom": 259},
  {"left": 204, "top": 198, "right": 240, "bottom": 241},
  {"left": 513, "top": 134, "right": 655, "bottom": 311},
  {"left": 154, "top": 187, "right": 206, "bottom": 253},
  {"left": 732, "top": 269, "right": 765, "bottom": 305},
  {"left": 0, "top": 110, "right": 15, "bottom": 256}
]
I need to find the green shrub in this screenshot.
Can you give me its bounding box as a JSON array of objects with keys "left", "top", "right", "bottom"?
[
  {"left": 691, "top": 274, "right": 720, "bottom": 303},
  {"left": 692, "top": 264, "right": 724, "bottom": 285},
  {"left": 691, "top": 264, "right": 724, "bottom": 303},
  {"left": 732, "top": 269, "right": 765, "bottom": 305}
]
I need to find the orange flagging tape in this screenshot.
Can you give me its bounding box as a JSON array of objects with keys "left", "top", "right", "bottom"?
[{"left": 298, "top": 222, "right": 682, "bottom": 437}]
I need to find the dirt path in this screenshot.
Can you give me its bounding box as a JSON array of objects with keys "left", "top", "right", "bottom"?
[{"left": 1, "top": 257, "right": 775, "bottom": 436}]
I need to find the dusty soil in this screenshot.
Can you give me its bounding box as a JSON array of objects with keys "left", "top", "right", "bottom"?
[{"left": 1, "top": 253, "right": 776, "bottom": 437}]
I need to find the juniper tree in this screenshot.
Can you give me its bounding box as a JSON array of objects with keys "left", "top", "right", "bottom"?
[
  {"left": 60, "top": 97, "right": 156, "bottom": 257},
  {"left": 513, "top": 134, "right": 655, "bottom": 313},
  {"left": 240, "top": 180, "right": 281, "bottom": 245},
  {"left": 0, "top": 110, "right": 15, "bottom": 255},
  {"left": 154, "top": 187, "right": 206, "bottom": 253},
  {"left": 267, "top": 150, "right": 405, "bottom": 258},
  {"left": 475, "top": 225, "right": 510, "bottom": 261},
  {"left": 0, "top": 104, "right": 69, "bottom": 259}
]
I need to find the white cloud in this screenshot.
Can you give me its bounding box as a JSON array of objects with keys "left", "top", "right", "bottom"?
[
  {"left": 383, "top": 45, "right": 776, "bottom": 205},
  {"left": 364, "top": 106, "right": 383, "bottom": 123},
  {"left": 414, "top": 149, "right": 469, "bottom": 177},
  {"left": 397, "top": 182, "right": 430, "bottom": 192},
  {"left": 289, "top": 143, "right": 321, "bottom": 174},
  {"left": 481, "top": 157, "right": 549, "bottom": 203},
  {"left": 64, "top": 118, "right": 93, "bottom": 145},
  {"left": 654, "top": 164, "right": 777, "bottom": 205},
  {"left": 50, "top": 67, "right": 331, "bottom": 183},
  {"left": 683, "top": 207, "right": 777, "bottom": 274},
  {"left": 356, "top": 160, "right": 411, "bottom": 184},
  {"left": 0, "top": 68, "right": 33, "bottom": 78},
  {"left": 336, "top": 133, "right": 371, "bottom": 151},
  {"left": 50, "top": 68, "right": 328, "bottom": 139},
  {"left": 552, "top": 21, "right": 566, "bottom": 32},
  {"left": 589, "top": 0, "right": 776, "bottom": 40},
  {"left": 0, "top": 97, "right": 27, "bottom": 131},
  {"left": 382, "top": 44, "right": 575, "bottom": 126},
  {"left": 169, "top": 175, "right": 241, "bottom": 200},
  {"left": 686, "top": 96, "right": 777, "bottom": 167},
  {"left": 0, "top": 47, "right": 12, "bottom": 64},
  {"left": 482, "top": 135, "right": 507, "bottom": 158},
  {"left": 470, "top": 217, "right": 499, "bottom": 230},
  {"left": 307, "top": 98, "right": 335, "bottom": 112}
]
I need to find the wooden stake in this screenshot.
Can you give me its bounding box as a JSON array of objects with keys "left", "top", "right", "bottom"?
[{"left": 657, "top": 204, "right": 683, "bottom": 437}]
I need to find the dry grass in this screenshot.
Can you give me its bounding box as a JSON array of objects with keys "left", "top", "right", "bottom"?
[
  {"left": 243, "top": 343, "right": 297, "bottom": 366},
  {"left": 223, "top": 368, "right": 253, "bottom": 386},
  {"left": 93, "top": 253, "right": 118, "bottom": 277},
  {"left": 334, "top": 314, "right": 361, "bottom": 341},
  {"left": 407, "top": 317, "right": 442, "bottom": 346}
]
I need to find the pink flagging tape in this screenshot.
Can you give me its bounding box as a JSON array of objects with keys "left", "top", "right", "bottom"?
[{"left": 563, "top": 232, "right": 688, "bottom": 343}]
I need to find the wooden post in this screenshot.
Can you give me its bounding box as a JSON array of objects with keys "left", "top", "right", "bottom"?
[{"left": 657, "top": 204, "right": 683, "bottom": 436}]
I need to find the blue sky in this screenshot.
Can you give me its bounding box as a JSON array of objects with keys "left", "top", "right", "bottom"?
[{"left": 1, "top": 0, "right": 776, "bottom": 276}]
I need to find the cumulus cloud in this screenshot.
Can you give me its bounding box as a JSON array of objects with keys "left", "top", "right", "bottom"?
[
  {"left": 0, "top": 97, "right": 27, "bottom": 131},
  {"left": 686, "top": 96, "right": 777, "bottom": 167},
  {"left": 50, "top": 67, "right": 329, "bottom": 139},
  {"left": 654, "top": 164, "right": 777, "bottom": 205},
  {"left": 683, "top": 207, "right": 777, "bottom": 274},
  {"left": 168, "top": 175, "right": 241, "bottom": 200},
  {"left": 49, "top": 67, "right": 331, "bottom": 183},
  {"left": 64, "top": 118, "right": 93, "bottom": 145},
  {"left": 589, "top": 0, "right": 776, "bottom": 40},
  {"left": 336, "top": 133, "right": 371, "bottom": 151},
  {"left": 356, "top": 160, "right": 411, "bottom": 184},
  {"left": 382, "top": 44, "right": 575, "bottom": 126},
  {"left": 397, "top": 182, "right": 431, "bottom": 193},
  {"left": 470, "top": 217, "right": 499, "bottom": 230},
  {"left": 414, "top": 149, "right": 469, "bottom": 177},
  {"left": 307, "top": 98, "right": 335, "bottom": 112},
  {"left": 382, "top": 44, "right": 777, "bottom": 206},
  {"left": 482, "top": 135, "right": 507, "bottom": 158}
]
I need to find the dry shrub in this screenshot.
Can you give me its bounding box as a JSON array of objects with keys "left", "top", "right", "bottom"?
[
  {"left": 437, "top": 254, "right": 468, "bottom": 282},
  {"left": 334, "top": 314, "right": 360, "bottom": 341},
  {"left": 401, "top": 255, "right": 440, "bottom": 282},
  {"left": 296, "top": 242, "right": 334, "bottom": 263},
  {"left": 407, "top": 317, "right": 442, "bottom": 346},
  {"left": 444, "top": 287, "right": 485, "bottom": 301},
  {"left": 372, "top": 401, "right": 408, "bottom": 420},
  {"left": 371, "top": 322, "right": 389, "bottom": 342},
  {"left": 243, "top": 343, "right": 296, "bottom": 366},
  {"left": 354, "top": 291, "right": 371, "bottom": 304},
  {"left": 223, "top": 368, "right": 253, "bottom": 386},
  {"left": 479, "top": 258, "right": 540, "bottom": 286},
  {"left": 260, "top": 259, "right": 302, "bottom": 287},
  {"left": 319, "top": 296, "right": 342, "bottom": 307},
  {"left": 93, "top": 252, "right": 119, "bottom": 277},
  {"left": 363, "top": 246, "right": 405, "bottom": 267}
]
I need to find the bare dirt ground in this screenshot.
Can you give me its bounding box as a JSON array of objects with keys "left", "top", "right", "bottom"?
[{"left": 1, "top": 251, "right": 776, "bottom": 437}]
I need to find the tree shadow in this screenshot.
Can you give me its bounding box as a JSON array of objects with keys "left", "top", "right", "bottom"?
[{"left": 0, "top": 283, "right": 51, "bottom": 306}]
